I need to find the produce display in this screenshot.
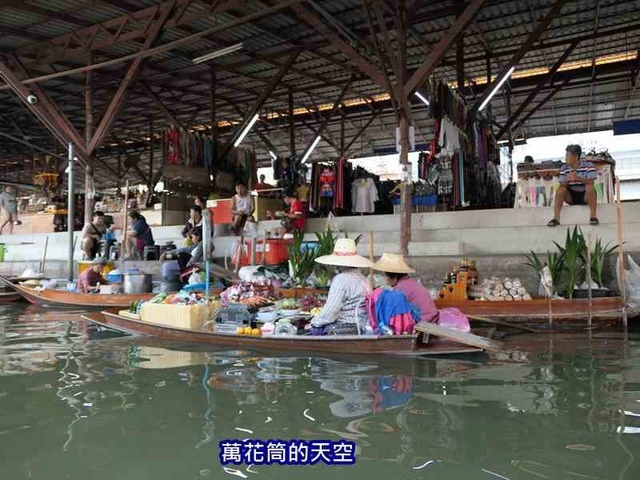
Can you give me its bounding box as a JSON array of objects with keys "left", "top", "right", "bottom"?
[
  {"left": 298, "top": 293, "right": 328, "bottom": 313},
  {"left": 221, "top": 282, "right": 278, "bottom": 307},
  {"left": 129, "top": 292, "right": 221, "bottom": 314}
]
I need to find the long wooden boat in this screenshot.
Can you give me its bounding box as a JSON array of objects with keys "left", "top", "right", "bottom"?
[
  {"left": 5, "top": 282, "right": 154, "bottom": 308},
  {"left": 0, "top": 290, "right": 22, "bottom": 303},
  {"left": 436, "top": 297, "right": 628, "bottom": 321},
  {"left": 83, "top": 310, "right": 499, "bottom": 356}
]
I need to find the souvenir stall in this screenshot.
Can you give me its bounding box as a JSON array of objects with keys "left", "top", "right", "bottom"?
[
  {"left": 307, "top": 159, "right": 384, "bottom": 217},
  {"left": 409, "top": 79, "right": 504, "bottom": 212},
  {"left": 514, "top": 150, "right": 615, "bottom": 209}
]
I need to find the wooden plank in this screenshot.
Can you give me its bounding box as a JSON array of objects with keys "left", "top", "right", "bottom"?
[{"left": 414, "top": 321, "right": 504, "bottom": 351}]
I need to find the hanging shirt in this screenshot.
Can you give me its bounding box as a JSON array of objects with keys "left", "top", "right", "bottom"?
[
  {"left": 351, "top": 178, "right": 378, "bottom": 213},
  {"left": 319, "top": 169, "right": 335, "bottom": 197}
]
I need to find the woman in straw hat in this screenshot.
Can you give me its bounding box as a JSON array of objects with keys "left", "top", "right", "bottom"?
[
  {"left": 372, "top": 253, "right": 438, "bottom": 324},
  {"left": 310, "top": 238, "right": 373, "bottom": 335}
]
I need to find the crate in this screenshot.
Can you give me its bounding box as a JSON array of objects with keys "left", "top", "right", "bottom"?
[{"left": 217, "top": 304, "right": 251, "bottom": 325}]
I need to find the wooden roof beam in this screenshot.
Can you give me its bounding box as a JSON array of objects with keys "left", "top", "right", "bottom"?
[{"left": 470, "top": 0, "right": 569, "bottom": 114}]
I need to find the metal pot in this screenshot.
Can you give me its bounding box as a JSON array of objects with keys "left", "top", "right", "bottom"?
[{"left": 123, "top": 273, "right": 153, "bottom": 294}]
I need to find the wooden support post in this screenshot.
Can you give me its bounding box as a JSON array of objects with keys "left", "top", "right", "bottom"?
[
  {"left": 84, "top": 57, "right": 94, "bottom": 226},
  {"left": 399, "top": 115, "right": 411, "bottom": 256},
  {"left": 148, "top": 117, "right": 154, "bottom": 194},
  {"left": 340, "top": 113, "right": 345, "bottom": 156},
  {"left": 210, "top": 66, "right": 217, "bottom": 142},
  {"left": 615, "top": 176, "right": 628, "bottom": 328},
  {"left": 288, "top": 88, "right": 296, "bottom": 157}
]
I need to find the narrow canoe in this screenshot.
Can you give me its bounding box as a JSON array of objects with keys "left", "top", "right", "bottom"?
[
  {"left": 4, "top": 282, "right": 154, "bottom": 308},
  {"left": 436, "top": 297, "right": 626, "bottom": 321},
  {"left": 83, "top": 310, "right": 496, "bottom": 356}
]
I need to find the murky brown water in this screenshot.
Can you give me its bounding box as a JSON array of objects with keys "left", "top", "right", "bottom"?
[{"left": 1, "top": 303, "right": 639, "bottom": 479}]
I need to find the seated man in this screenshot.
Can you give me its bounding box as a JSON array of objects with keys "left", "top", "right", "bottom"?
[
  {"left": 277, "top": 191, "right": 306, "bottom": 236},
  {"left": 77, "top": 258, "right": 108, "bottom": 293},
  {"left": 230, "top": 181, "right": 254, "bottom": 235},
  {"left": 81, "top": 211, "right": 107, "bottom": 260},
  {"left": 548, "top": 144, "right": 599, "bottom": 227}
]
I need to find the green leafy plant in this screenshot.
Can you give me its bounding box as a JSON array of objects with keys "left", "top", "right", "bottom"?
[
  {"left": 554, "top": 227, "right": 586, "bottom": 298},
  {"left": 313, "top": 229, "right": 338, "bottom": 288},
  {"left": 588, "top": 238, "right": 618, "bottom": 288},
  {"left": 287, "top": 230, "right": 317, "bottom": 287},
  {"left": 525, "top": 250, "right": 566, "bottom": 296}
]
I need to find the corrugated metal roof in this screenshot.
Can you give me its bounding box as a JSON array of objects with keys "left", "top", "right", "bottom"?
[{"left": 0, "top": 0, "right": 639, "bottom": 184}]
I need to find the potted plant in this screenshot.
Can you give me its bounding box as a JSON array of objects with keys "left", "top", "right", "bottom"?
[{"left": 573, "top": 237, "right": 618, "bottom": 298}]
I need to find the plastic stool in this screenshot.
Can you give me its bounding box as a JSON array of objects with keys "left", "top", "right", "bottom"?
[
  {"left": 108, "top": 245, "right": 120, "bottom": 260},
  {"left": 143, "top": 245, "right": 160, "bottom": 261}
]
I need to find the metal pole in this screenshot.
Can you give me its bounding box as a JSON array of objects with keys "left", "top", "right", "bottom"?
[{"left": 67, "top": 142, "right": 75, "bottom": 282}]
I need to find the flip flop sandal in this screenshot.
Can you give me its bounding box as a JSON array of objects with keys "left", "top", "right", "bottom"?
[
  {"left": 547, "top": 219, "right": 560, "bottom": 227},
  {"left": 589, "top": 218, "right": 599, "bottom": 226}
]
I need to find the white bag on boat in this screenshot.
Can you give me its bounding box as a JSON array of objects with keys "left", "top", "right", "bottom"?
[{"left": 617, "top": 254, "right": 640, "bottom": 308}]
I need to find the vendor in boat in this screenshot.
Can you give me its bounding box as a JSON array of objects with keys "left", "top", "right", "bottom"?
[
  {"left": 372, "top": 253, "right": 438, "bottom": 323},
  {"left": 77, "top": 257, "right": 108, "bottom": 293},
  {"left": 310, "top": 239, "right": 373, "bottom": 335},
  {"left": 81, "top": 211, "right": 107, "bottom": 260}
]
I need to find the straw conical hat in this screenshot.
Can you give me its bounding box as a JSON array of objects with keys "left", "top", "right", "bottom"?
[
  {"left": 315, "top": 238, "right": 373, "bottom": 268},
  {"left": 371, "top": 253, "right": 415, "bottom": 274}
]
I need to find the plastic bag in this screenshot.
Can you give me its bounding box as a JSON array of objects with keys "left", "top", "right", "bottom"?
[
  {"left": 188, "top": 272, "right": 203, "bottom": 285},
  {"left": 438, "top": 308, "right": 471, "bottom": 332},
  {"left": 243, "top": 218, "right": 258, "bottom": 237},
  {"left": 617, "top": 254, "right": 640, "bottom": 308},
  {"left": 325, "top": 211, "right": 339, "bottom": 232}
]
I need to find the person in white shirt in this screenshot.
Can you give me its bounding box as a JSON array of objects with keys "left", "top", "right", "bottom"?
[
  {"left": 310, "top": 239, "right": 373, "bottom": 335},
  {"left": 230, "top": 181, "right": 254, "bottom": 235}
]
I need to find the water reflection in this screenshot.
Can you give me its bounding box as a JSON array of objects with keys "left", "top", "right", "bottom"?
[{"left": 0, "top": 304, "right": 639, "bottom": 479}]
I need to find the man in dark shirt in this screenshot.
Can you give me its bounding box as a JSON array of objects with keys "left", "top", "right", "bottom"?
[{"left": 548, "top": 144, "right": 599, "bottom": 227}]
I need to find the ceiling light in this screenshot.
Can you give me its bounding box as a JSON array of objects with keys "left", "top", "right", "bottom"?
[
  {"left": 479, "top": 67, "right": 515, "bottom": 111},
  {"left": 192, "top": 43, "right": 243, "bottom": 64},
  {"left": 233, "top": 114, "right": 259, "bottom": 147},
  {"left": 269, "top": 150, "right": 277, "bottom": 160},
  {"left": 302, "top": 136, "right": 321, "bottom": 163},
  {"left": 414, "top": 91, "right": 430, "bottom": 106}
]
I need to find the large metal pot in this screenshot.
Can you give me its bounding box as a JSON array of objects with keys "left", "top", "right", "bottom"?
[{"left": 123, "top": 273, "right": 153, "bottom": 294}]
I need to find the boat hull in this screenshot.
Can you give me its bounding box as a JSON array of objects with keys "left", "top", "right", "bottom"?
[
  {"left": 436, "top": 297, "right": 626, "bottom": 320},
  {"left": 85, "top": 310, "right": 489, "bottom": 356},
  {"left": 0, "top": 291, "right": 22, "bottom": 303},
  {"left": 6, "top": 283, "right": 154, "bottom": 308}
]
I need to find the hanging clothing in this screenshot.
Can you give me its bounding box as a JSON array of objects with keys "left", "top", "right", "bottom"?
[
  {"left": 167, "top": 128, "right": 179, "bottom": 165},
  {"left": 320, "top": 167, "right": 335, "bottom": 197},
  {"left": 351, "top": 177, "right": 378, "bottom": 213}
]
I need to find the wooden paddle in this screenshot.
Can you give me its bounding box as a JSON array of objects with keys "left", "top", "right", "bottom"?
[
  {"left": 467, "top": 314, "right": 544, "bottom": 334},
  {"left": 414, "top": 321, "right": 504, "bottom": 352}
]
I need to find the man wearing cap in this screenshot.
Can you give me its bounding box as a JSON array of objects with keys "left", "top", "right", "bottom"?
[
  {"left": 548, "top": 144, "right": 599, "bottom": 227},
  {"left": 77, "top": 258, "right": 109, "bottom": 293},
  {"left": 372, "top": 253, "right": 438, "bottom": 324},
  {"left": 310, "top": 238, "right": 373, "bottom": 335}
]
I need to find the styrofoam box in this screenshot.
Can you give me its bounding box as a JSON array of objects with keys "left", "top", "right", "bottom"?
[{"left": 140, "top": 303, "right": 205, "bottom": 330}]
